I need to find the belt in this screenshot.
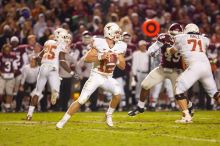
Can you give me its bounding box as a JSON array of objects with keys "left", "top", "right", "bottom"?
[
  {"left": 137, "top": 70, "right": 148, "bottom": 73},
  {"left": 163, "top": 68, "right": 174, "bottom": 73}
]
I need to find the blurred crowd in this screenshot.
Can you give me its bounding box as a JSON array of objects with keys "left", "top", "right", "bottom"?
[{"left": 0, "top": 0, "right": 220, "bottom": 112}]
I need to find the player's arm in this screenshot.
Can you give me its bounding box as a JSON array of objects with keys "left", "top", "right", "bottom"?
[
  {"left": 84, "top": 48, "right": 107, "bottom": 63},
  {"left": 116, "top": 53, "right": 126, "bottom": 70},
  {"left": 59, "top": 51, "right": 74, "bottom": 75},
  {"left": 36, "top": 49, "right": 45, "bottom": 64},
  {"left": 148, "top": 42, "right": 161, "bottom": 57}
]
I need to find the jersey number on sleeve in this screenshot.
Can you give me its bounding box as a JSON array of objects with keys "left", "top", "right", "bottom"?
[{"left": 187, "top": 39, "right": 203, "bottom": 52}]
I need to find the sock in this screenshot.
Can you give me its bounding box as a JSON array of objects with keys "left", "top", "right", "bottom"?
[
  {"left": 183, "top": 109, "right": 190, "bottom": 117},
  {"left": 137, "top": 101, "right": 145, "bottom": 108},
  {"left": 5, "top": 104, "right": 11, "bottom": 108},
  {"left": 187, "top": 101, "right": 192, "bottom": 108},
  {"left": 106, "top": 107, "right": 115, "bottom": 115},
  {"left": 60, "top": 113, "right": 71, "bottom": 123},
  {"left": 151, "top": 101, "right": 156, "bottom": 108},
  {"left": 27, "top": 106, "right": 35, "bottom": 116},
  {"left": 171, "top": 101, "right": 176, "bottom": 108}
]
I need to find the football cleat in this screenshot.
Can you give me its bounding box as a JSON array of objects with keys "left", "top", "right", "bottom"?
[
  {"left": 128, "top": 106, "right": 144, "bottom": 116},
  {"left": 105, "top": 114, "right": 113, "bottom": 127},
  {"left": 26, "top": 115, "right": 32, "bottom": 121},
  {"left": 175, "top": 115, "right": 192, "bottom": 123},
  {"left": 51, "top": 90, "right": 58, "bottom": 105},
  {"left": 56, "top": 121, "right": 64, "bottom": 129}
]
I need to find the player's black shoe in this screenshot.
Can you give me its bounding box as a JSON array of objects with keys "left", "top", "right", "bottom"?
[{"left": 128, "top": 106, "right": 144, "bottom": 116}]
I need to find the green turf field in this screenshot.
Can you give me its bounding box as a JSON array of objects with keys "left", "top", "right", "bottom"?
[{"left": 0, "top": 111, "right": 220, "bottom": 146}]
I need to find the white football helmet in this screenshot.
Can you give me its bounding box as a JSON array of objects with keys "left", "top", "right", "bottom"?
[
  {"left": 82, "top": 31, "right": 92, "bottom": 45},
  {"left": 56, "top": 31, "right": 68, "bottom": 43},
  {"left": 64, "top": 33, "right": 72, "bottom": 45},
  {"left": 184, "top": 23, "right": 199, "bottom": 34},
  {"left": 104, "top": 22, "right": 122, "bottom": 42},
  {"left": 54, "top": 28, "right": 68, "bottom": 42}
]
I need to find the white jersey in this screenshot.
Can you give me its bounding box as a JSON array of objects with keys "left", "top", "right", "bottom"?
[
  {"left": 91, "top": 38, "right": 127, "bottom": 76},
  {"left": 175, "top": 34, "right": 210, "bottom": 66},
  {"left": 41, "top": 40, "right": 66, "bottom": 70}
]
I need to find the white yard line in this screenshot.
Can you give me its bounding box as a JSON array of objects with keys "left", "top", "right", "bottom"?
[{"left": 152, "top": 134, "right": 220, "bottom": 143}]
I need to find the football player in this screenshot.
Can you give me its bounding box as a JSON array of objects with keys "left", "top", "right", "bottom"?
[
  {"left": 26, "top": 28, "right": 77, "bottom": 120},
  {"left": 0, "top": 44, "right": 16, "bottom": 112},
  {"left": 56, "top": 22, "right": 127, "bottom": 129},
  {"left": 128, "top": 23, "right": 193, "bottom": 116},
  {"left": 174, "top": 23, "right": 220, "bottom": 123},
  {"left": 10, "top": 36, "right": 29, "bottom": 111}
]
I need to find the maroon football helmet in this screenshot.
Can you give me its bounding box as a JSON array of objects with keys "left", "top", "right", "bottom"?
[
  {"left": 157, "top": 33, "right": 174, "bottom": 47},
  {"left": 168, "top": 23, "right": 183, "bottom": 36}
]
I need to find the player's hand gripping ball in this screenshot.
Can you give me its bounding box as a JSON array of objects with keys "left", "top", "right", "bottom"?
[{"left": 106, "top": 52, "right": 118, "bottom": 66}]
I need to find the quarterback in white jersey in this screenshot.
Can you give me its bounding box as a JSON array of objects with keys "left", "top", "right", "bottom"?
[
  {"left": 56, "top": 22, "right": 126, "bottom": 129},
  {"left": 174, "top": 23, "right": 220, "bottom": 123},
  {"left": 26, "top": 28, "right": 76, "bottom": 120}
]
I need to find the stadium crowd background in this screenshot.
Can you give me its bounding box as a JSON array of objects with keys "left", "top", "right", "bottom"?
[{"left": 0, "top": 0, "right": 220, "bottom": 112}]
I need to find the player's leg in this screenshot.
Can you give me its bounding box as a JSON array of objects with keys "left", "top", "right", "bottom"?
[
  {"left": 56, "top": 71, "right": 105, "bottom": 129},
  {"left": 128, "top": 67, "right": 165, "bottom": 116},
  {"left": 174, "top": 66, "right": 200, "bottom": 123},
  {"left": 48, "top": 70, "right": 60, "bottom": 105},
  {"left": 0, "top": 77, "right": 6, "bottom": 111},
  {"left": 150, "top": 82, "right": 163, "bottom": 110},
  {"left": 115, "top": 77, "right": 126, "bottom": 111},
  {"left": 163, "top": 78, "right": 176, "bottom": 110},
  {"left": 200, "top": 72, "right": 220, "bottom": 104},
  {"left": 14, "top": 75, "right": 23, "bottom": 112},
  {"left": 101, "top": 77, "right": 122, "bottom": 127},
  {"left": 26, "top": 66, "right": 48, "bottom": 120},
  {"left": 5, "top": 79, "right": 15, "bottom": 112}
]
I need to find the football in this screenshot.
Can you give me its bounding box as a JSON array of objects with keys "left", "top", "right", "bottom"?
[{"left": 106, "top": 52, "right": 118, "bottom": 66}]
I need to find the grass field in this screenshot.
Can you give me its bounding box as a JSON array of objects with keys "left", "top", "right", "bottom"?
[{"left": 0, "top": 111, "right": 220, "bottom": 146}]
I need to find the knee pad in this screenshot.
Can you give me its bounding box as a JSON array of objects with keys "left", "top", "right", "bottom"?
[
  {"left": 78, "top": 95, "right": 90, "bottom": 105},
  {"left": 175, "top": 93, "right": 187, "bottom": 100}
]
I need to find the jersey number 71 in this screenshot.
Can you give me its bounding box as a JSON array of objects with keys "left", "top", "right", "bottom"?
[{"left": 187, "top": 39, "right": 204, "bottom": 52}]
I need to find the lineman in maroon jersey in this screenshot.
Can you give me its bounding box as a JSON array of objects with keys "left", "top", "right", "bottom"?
[{"left": 128, "top": 23, "right": 194, "bottom": 116}]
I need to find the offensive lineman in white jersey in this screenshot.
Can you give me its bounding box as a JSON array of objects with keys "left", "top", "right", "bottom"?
[
  {"left": 56, "top": 22, "right": 127, "bottom": 128},
  {"left": 174, "top": 23, "right": 220, "bottom": 123},
  {"left": 26, "top": 28, "right": 76, "bottom": 120}
]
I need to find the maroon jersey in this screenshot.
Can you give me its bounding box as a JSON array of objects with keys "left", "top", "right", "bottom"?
[
  {"left": 157, "top": 33, "right": 183, "bottom": 69},
  {"left": 125, "top": 43, "right": 137, "bottom": 72},
  {"left": 0, "top": 52, "right": 16, "bottom": 79},
  {"left": 71, "top": 41, "right": 88, "bottom": 57},
  {"left": 12, "top": 45, "right": 28, "bottom": 76}
]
